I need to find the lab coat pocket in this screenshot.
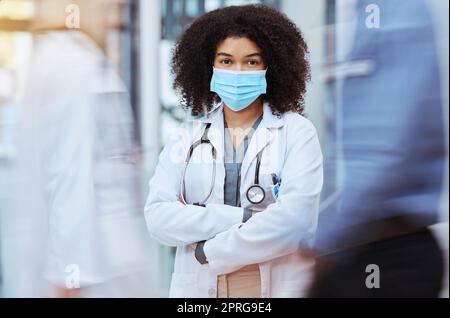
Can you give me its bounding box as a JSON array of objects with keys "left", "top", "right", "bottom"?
[{"left": 169, "top": 273, "right": 197, "bottom": 298}]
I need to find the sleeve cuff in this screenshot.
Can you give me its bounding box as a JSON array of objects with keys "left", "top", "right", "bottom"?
[
  {"left": 195, "top": 241, "right": 208, "bottom": 265},
  {"left": 243, "top": 208, "right": 253, "bottom": 223}
]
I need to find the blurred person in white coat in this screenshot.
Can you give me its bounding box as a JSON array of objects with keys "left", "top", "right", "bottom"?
[{"left": 1, "top": 0, "right": 155, "bottom": 297}]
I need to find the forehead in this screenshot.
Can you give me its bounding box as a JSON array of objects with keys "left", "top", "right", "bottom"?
[{"left": 216, "top": 37, "right": 262, "bottom": 56}]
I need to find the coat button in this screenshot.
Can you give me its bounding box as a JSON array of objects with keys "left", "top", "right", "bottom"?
[{"left": 208, "top": 288, "right": 216, "bottom": 297}]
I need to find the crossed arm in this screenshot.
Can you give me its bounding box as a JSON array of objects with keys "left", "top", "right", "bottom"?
[
  {"left": 144, "top": 135, "right": 249, "bottom": 247},
  {"left": 145, "top": 121, "right": 323, "bottom": 275}
]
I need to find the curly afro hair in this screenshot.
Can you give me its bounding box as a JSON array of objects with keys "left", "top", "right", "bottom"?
[{"left": 171, "top": 4, "right": 311, "bottom": 117}]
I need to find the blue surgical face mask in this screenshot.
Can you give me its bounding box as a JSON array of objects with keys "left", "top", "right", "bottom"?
[{"left": 210, "top": 67, "right": 267, "bottom": 112}]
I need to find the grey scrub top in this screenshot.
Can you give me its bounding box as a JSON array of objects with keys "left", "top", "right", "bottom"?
[{"left": 223, "top": 115, "right": 263, "bottom": 207}]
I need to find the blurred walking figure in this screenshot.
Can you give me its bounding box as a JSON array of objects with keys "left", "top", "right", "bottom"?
[
  {"left": 1, "top": 0, "right": 154, "bottom": 297},
  {"left": 311, "top": 0, "right": 447, "bottom": 297}
]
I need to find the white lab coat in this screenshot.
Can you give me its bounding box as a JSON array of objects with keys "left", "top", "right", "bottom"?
[
  {"left": 2, "top": 31, "right": 155, "bottom": 297},
  {"left": 145, "top": 102, "right": 324, "bottom": 298}
]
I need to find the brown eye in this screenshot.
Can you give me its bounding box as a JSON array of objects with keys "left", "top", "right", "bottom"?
[
  {"left": 221, "top": 59, "right": 232, "bottom": 65},
  {"left": 248, "top": 60, "right": 258, "bottom": 66}
]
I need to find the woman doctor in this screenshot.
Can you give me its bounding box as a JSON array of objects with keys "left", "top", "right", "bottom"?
[{"left": 145, "top": 5, "right": 323, "bottom": 298}]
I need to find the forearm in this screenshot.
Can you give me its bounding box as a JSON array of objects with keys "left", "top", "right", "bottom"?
[
  {"left": 193, "top": 207, "right": 256, "bottom": 263},
  {"left": 202, "top": 197, "right": 320, "bottom": 274},
  {"left": 145, "top": 201, "right": 246, "bottom": 247}
]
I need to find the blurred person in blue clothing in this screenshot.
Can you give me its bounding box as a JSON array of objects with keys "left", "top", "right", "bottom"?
[{"left": 310, "top": 0, "right": 446, "bottom": 297}]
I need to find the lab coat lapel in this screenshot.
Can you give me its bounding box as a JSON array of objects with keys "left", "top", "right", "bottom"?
[
  {"left": 196, "top": 102, "right": 225, "bottom": 203},
  {"left": 241, "top": 103, "right": 284, "bottom": 186},
  {"left": 241, "top": 124, "right": 273, "bottom": 186},
  {"left": 199, "top": 102, "right": 225, "bottom": 164}
]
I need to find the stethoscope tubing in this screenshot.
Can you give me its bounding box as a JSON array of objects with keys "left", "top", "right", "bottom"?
[{"left": 180, "top": 123, "right": 265, "bottom": 206}]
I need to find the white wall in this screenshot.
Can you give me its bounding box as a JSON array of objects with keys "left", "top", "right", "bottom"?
[
  {"left": 138, "top": 0, "right": 173, "bottom": 297},
  {"left": 139, "top": 0, "right": 162, "bottom": 173}
]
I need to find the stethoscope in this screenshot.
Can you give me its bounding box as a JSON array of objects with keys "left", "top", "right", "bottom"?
[{"left": 179, "top": 123, "right": 266, "bottom": 207}]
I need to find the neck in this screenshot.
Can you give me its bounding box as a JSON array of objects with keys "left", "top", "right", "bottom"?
[{"left": 223, "top": 98, "right": 264, "bottom": 129}]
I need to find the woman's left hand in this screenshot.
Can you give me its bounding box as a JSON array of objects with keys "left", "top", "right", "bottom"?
[{"left": 178, "top": 195, "right": 186, "bottom": 205}]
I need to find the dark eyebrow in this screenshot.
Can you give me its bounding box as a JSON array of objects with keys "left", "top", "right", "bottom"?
[
  {"left": 245, "top": 53, "right": 262, "bottom": 58},
  {"left": 216, "top": 52, "right": 233, "bottom": 57},
  {"left": 216, "top": 52, "right": 262, "bottom": 58}
]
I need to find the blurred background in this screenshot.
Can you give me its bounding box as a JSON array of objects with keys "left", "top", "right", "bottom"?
[{"left": 0, "top": 0, "right": 448, "bottom": 297}]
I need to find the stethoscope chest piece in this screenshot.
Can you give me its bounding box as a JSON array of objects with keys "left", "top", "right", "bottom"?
[
  {"left": 245, "top": 151, "right": 266, "bottom": 205},
  {"left": 246, "top": 184, "right": 265, "bottom": 205}
]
